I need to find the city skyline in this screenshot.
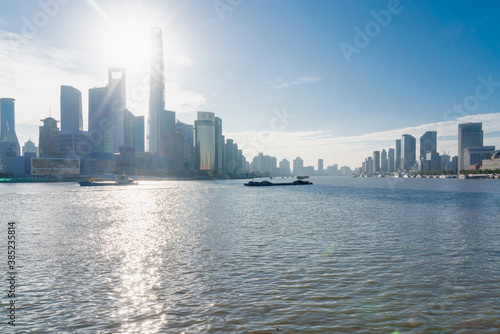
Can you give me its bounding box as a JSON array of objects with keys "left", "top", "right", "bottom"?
[{"left": 1, "top": 0, "right": 500, "bottom": 168}]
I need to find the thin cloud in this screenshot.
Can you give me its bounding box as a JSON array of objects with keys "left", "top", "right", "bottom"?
[{"left": 270, "top": 76, "right": 321, "bottom": 89}]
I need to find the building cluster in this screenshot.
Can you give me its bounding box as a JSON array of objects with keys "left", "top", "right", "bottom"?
[
  {"left": 360, "top": 123, "right": 499, "bottom": 175},
  {"left": 0, "top": 28, "right": 253, "bottom": 178},
  {"left": 247, "top": 154, "right": 351, "bottom": 177}
]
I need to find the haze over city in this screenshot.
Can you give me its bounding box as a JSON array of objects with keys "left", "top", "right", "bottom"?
[{"left": 1, "top": 0, "right": 500, "bottom": 167}]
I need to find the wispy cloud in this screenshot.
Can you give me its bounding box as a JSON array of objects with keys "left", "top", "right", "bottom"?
[
  {"left": 269, "top": 76, "right": 321, "bottom": 89},
  {"left": 226, "top": 113, "right": 500, "bottom": 168}
]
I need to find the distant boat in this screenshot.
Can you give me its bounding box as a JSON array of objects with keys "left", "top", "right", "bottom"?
[
  {"left": 244, "top": 180, "right": 313, "bottom": 186},
  {"left": 79, "top": 173, "right": 138, "bottom": 187},
  {"left": 296, "top": 176, "right": 309, "bottom": 180}
]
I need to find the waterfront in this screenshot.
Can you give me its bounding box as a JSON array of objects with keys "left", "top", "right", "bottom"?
[{"left": 1, "top": 177, "right": 499, "bottom": 333}]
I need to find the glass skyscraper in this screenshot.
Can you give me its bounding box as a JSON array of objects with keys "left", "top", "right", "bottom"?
[
  {"left": 420, "top": 131, "right": 437, "bottom": 160},
  {"left": 458, "top": 123, "right": 483, "bottom": 171},
  {"left": 195, "top": 112, "right": 216, "bottom": 171},
  {"left": 60, "top": 85, "right": 83, "bottom": 134},
  {"left": 395, "top": 139, "right": 401, "bottom": 171},
  {"left": 148, "top": 27, "right": 166, "bottom": 155},
  {"left": 401, "top": 134, "right": 416, "bottom": 170}
]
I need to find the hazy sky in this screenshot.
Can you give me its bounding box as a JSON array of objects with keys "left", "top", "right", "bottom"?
[{"left": 1, "top": 0, "right": 499, "bottom": 168}]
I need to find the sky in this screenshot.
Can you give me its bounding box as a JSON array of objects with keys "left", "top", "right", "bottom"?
[{"left": 0, "top": 0, "right": 499, "bottom": 168}]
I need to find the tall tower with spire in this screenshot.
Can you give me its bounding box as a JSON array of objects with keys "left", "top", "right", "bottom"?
[{"left": 148, "top": 27, "right": 166, "bottom": 154}]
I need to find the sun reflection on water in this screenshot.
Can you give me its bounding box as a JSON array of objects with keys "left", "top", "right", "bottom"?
[{"left": 99, "top": 185, "right": 179, "bottom": 333}]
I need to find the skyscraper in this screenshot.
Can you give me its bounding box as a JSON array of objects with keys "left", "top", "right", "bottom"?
[
  {"left": 388, "top": 148, "right": 395, "bottom": 172},
  {"left": 318, "top": 159, "right": 323, "bottom": 175},
  {"left": 89, "top": 86, "right": 113, "bottom": 154},
  {"left": 134, "top": 116, "right": 145, "bottom": 153},
  {"left": 39, "top": 117, "right": 60, "bottom": 157},
  {"left": 215, "top": 117, "right": 224, "bottom": 171},
  {"left": 195, "top": 111, "right": 216, "bottom": 171},
  {"left": 108, "top": 68, "right": 127, "bottom": 153},
  {"left": 458, "top": 123, "right": 483, "bottom": 171},
  {"left": 60, "top": 86, "right": 83, "bottom": 134},
  {"left": 395, "top": 139, "right": 401, "bottom": 171},
  {"left": 381, "top": 149, "right": 388, "bottom": 172},
  {"left": 420, "top": 131, "right": 437, "bottom": 160},
  {"left": 148, "top": 27, "right": 166, "bottom": 154},
  {"left": 372, "top": 150, "right": 380, "bottom": 173},
  {"left": 293, "top": 157, "right": 304, "bottom": 176},
  {"left": 401, "top": 134, "right": 416, "bottom": 170},
  {"left": 0, "top": 98, "right": 20, "bottom": 157}
]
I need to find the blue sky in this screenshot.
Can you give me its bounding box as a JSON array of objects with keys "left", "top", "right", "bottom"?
[{"left": 0, "top": 0, "right": 499, "bottom": 167}]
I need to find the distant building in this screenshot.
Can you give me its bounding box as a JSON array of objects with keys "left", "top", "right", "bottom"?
[
  {"left": 440, "top": 154, "right": 450, "bottom": 171},
  {"left": 0, "top": 98, "right": 20, "bottom": 158},
  {"left": 401, "top": 134, "right": 416, "bottom": 170},
  {"left": 60, "top": 85, "right": 83, "bottom": 134},
  {"left": 395, "top": 139, "right": 401, "bottom": 171},
  {"left": 22, "top": 139, "right": 38, "bottom": 157},
  {"left": 58, "top": 132, "right": 92, "bottom": 158},
  {"left": 420, "top": 131, "right": 437, "bottom": 160},
  {"left": 148, "top": 27, "right": 166, "bottom": 155},
  {"left": 463, "top": 146, "right": 495, "bottom": 170},
  {"left": 134, "top": 116, "right": 145, "bottom": 153},
  {"left": 176, "top": 121, "right": 194, "bottom": 170},
  {"left": 372, "top": 150, "right": 380, "bottom": 173},
  {"left": 482, "top": 151, "right": 500, "bottom": 170},
  {"left": 380, "top": 149, "right": 388, "bottom": 172},
  {"left": 195, "top": 111, "right": 216, "bottom": 171},
  {"left": 458, "top": 123, "right": 483, "bottom": 172},
  {"left": 215, "top": 117, "right": 224, "bottom": 172},
  {"left": 279, "top": 158, "right": 291, "bottom": 176},
  {"left": 426, "top": 152, "right": 441, "bottom": 172},
  {"left": 318, "top": 159, "right": 323, "bottom": 175},
  {"left": 446, "top": 156, "right": 458, "bottom": 174},
  {"left": 293, "top": 157, "right": 304, "bottom": 176},
  {"left": 388, "top": 148, "right": 395, "bottom": 172},
  {"left": 31, "top": 157, "right": 80, "bottom": 176},
  {"left": 39, "top": 117, "right": 60, "bottom": 157}
]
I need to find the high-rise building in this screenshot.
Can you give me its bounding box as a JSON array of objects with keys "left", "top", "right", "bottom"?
[
  {"left": 401, "top": 134, "right": 416, "bottom": 170},
  {"left": 39, "top": 117, "right": 60, "bottom": 157},
  {"left": 372, "top": 150, "right": 380, "bottom": 173},
  {"left": 279, "top": 158, "right": 291, "bottom": 176},
  {"left": 176, "top": 121, "right": 194, "bottom": 170},
  {"left": 293, "top": 157, "right": 304, "bottom": 175},
  {"left": 134, "top": 116, "right": 145, "bottom": 153},
  {"left": 426, "top": 152, "right": 441, "bottom": 172},
  {"left": 420, "top": 131, "right": 437, "bottom": 160},
  {"left": 108, "top": 68, "right": 127, "bottom": 153},
  {"left": 458, "top": 123, "right": 483, "bottom": 172},
  {"left": 22, "top": 139, "right": 38, "bottom": 157},
  {"left": 195, "top": 111, "right": 216, "bottom": 171},
  {"left": 395, "top": 139, "right": 401, "bottom": 171},
  {"left": 215, "top": 117, "right": 224, "bottom": 172},
  {"left": 381, "top": 149, "right": 388, "bottom": 172},
  {"left": 88, "top": 86, "right": 113, "bottom": 154},
  {"left": 148, "top": 27, "right": 166, "bottom": 154},
  {"left": 0, "top": 98, "right": 20, "bottom": 157},
  {"left": 318, "top": 159, "right": 323, "bottom": 175},
  {"left": 60, "top": 85, "right": 83, "bottom": 134},
  {"left": 388, "top": 148, "right": 395, "bottom": 172}
]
